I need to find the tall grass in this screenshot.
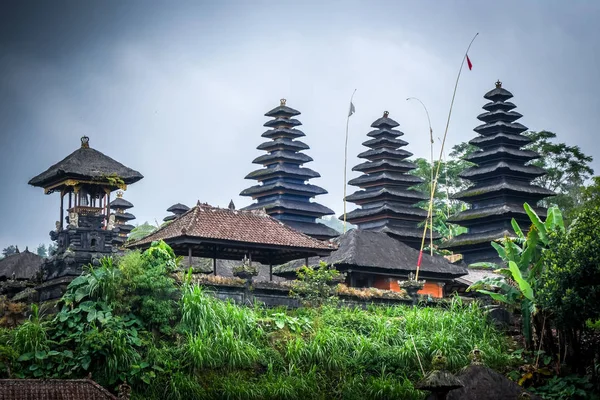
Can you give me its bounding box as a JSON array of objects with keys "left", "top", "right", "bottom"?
[{"left": 173, "top": 283, "right": 512, "bottom": 398}]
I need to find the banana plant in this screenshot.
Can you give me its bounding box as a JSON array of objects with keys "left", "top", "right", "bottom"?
[{"left": 468, "top": 203, "right": 564, "bottom": 348}]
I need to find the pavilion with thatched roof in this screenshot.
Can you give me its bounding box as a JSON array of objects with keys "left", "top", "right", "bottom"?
[{"left": 274, "top": 230, "right": 466, "bottom": 297}]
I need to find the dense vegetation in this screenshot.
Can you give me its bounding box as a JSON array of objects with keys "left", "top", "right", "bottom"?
[{"left": 0, "top": 241, "right": 513, "bottom": 399}]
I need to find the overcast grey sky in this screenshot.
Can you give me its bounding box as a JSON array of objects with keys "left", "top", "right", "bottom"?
[{"left": 1, "top": 0, "right": 598, "bottom": 251}]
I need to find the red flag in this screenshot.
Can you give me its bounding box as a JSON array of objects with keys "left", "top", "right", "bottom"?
[{"left": 466, "top": 54, "right": 473, "bottom": 70}]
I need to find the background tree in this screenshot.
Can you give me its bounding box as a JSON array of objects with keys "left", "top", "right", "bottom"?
[
  {"left": 47, "top": 243, "right": 57, "bottom": 256},
  {"left": 1, "top": 245, "right": 17, "bottom": 258},
  {"left": 537, "top": 189, "right": 600, "bottom": 372},
  {"left": 128, "top": 221, "right": 159, "bottom": 242},
  {"left": 524, "top": 131, "right": 594, "bottom": 222},
  {"left": 36, "top": 244, "right": 47, "bottom": 258}
]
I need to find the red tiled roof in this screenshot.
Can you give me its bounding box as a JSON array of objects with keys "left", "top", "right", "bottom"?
[
  {"left": 0, "top": 379, "right": 117, "bottom": 400},
  {"left": 130, "top": 203, "right": 335, "bottom": 251}
]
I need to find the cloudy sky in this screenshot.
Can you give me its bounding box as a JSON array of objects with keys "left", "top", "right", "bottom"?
[{"left": 1, "top": 0, "right": 598, "bottom": 251}]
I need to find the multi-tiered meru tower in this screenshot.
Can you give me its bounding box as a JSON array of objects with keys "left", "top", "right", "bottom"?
[
  {"left": 441, "top": 81, "right": 554, "bottom": 264},
  {"left": 109, "top": 191, "right": 136, "bottom": 246},
  {"left": 240, "top": 99, "right": 338, "bottom": 240},
  {"left": 343, "top": 111, "right": 438, "bottom": 248}
]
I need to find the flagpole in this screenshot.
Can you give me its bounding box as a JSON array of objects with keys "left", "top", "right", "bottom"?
[
  {"left": 415, "top": 32, "right": 478, "bottom": 281},
  {"left": 406, "top": 97, "right": 435, "bottom": 256},
  {"left": 343, "top": 89, "right": 357, "bottom": 233}
]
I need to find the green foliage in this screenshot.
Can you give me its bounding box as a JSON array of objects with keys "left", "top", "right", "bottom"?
[
  {"left": 529, "top": 374, "right": 596, "bottom": 400},
  {"left": 127, "top": 222, "right": 158, "bottom": 242},
  {"left": 1, "top": 245, "right": 17, "bottom": 258},
  {"left": 291, "top": 262, "right": 344, "bottom": 307},
  {"left": 2, "top": 240, "right": 517, "bottom": 399},
  {"left": 469, "top": 204, "right": 565, "bottom": 349},
  {"left": 538, "top": 204, "right": 600, "bottom": 332},
  {"left": 35, "top": 244, "right": 47, "bottom": 258}
]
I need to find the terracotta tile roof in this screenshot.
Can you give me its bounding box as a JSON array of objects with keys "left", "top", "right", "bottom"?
[
  {"left": 0, "top": 379, "right": 117, "bottom": 400},
  {"left": 130, "top": 203, "right": 335, "bottom": 251}
]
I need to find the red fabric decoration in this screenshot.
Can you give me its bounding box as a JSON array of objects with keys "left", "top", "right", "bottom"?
[{"left": 466, "top": 55, "right": 473, "bottom": 70}]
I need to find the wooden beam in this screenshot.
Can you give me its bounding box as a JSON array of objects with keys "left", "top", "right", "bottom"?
[
  {"left": 188, "top": 247, "right": 192, "bottom": 269},
  {"left": 59, "top": 191, "right": 64, "bottom": 230}
]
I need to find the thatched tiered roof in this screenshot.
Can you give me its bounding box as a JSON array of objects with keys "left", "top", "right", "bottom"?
[
  {"left": 240, "top": 99, "right": 338, "bottom": 240},
  {"left": 0, "top": 249, "right": 43, "bottom": 281}
]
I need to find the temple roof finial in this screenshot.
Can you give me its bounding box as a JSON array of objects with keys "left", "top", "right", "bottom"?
[
  {"left": 280, "top": 98, "right": 286, "bottom": 106},
  {"left": 228, "top": 199, "right": 236, "bottom": 210},
  {"left": 383, "top": 111, "right": 389, "bottom": 118},
  {"left": 116, "top": 191, "right": 124, "bottom": 198},
  {"left": 80, "top": 136, "right": 90, "bottom": 148},
  {"left": 495, "top": 80, "right": 502, "bottom": 88}
]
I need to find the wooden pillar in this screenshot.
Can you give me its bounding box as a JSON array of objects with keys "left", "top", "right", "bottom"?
[
  {"left": 106, "top": 191, "right": 111, "bottom": 225},
  {"left": 59, "top": 191, "right": 64, "bottom": 229},
  {"left": 269, "top": 263, "right": 273, "bottom": 281},
  {"left": 188, "top": 247, "right": 192, "bottom": 268},
  {"left": 68, "top": 192, "right": 72, "bottom": 209},
  {"left": 213, "top": 247, "right": 217, "bottom": 276},
  {"left": 305, "top": 256, "right": 309, "bottom": 268}
]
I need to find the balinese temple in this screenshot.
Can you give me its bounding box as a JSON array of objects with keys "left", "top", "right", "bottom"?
[
  {"left": 343, "top": 111, "right": 438, "bottom": 248},
  {"left": 28, "top": 136, "right": 143, "bottom": 300},
  {"left": 240, "top": 99, "right": 339, "bottom": 240},
  {"left": 109, "top": 191, "right": 136, "bottom": 246},
  {"left": 441, "top": 81, "right": 555, "bottom": 265},
  {"left": 163, "top": 203, "right": 190, "bottom": 222}
]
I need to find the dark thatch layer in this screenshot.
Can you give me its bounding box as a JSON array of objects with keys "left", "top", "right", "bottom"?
[
  {"left": 274, "top": 230, "right": 466, "bottom": 278},
  {"left": 0, "top": 379, "right": 117, "bottom": 400},
  {"left": 109, "top": 197, "right": 133, "bottom": 209},
  {"left": 362, "top": 137, "right": 408, "bottom": 149},
  {"left": 459, "top": 162, "right": 546, "bottom": 179},
  {"left": 264, "top": 104, "right": 301, "bottom": 118},
  {"left": 465, "top": 146, "right": 540, "bottom": 162},
  {"left": 366, "top": 127, "right": 404, "bottom": 138},
  {"left": 440, "top": 229, "right": 515, "bottom": 250},
  {"left": 370, "top": 114, "right": 400, "bottom": 128},
  {"left": 357, "top": 148, "right": 413, "bottom": 160},
  {"left": 0, "top": 250, "right": 43, "bottom": 281},
  {"left": 348, "top": 171, "right": 423, "bottom": 187},
  {"left": 257, "top": 138, "right": 309, "bottom": 152},
  {"left": 283, "top": 220, "right": 340, "bottom": 239},
  {"left": 28, "top": 142, "right": 143, "bottom": 188},
  {"left": 352, "top": 159, "right": 417, "bottom": 173},
  {"left": 242, "top": 199, "right": 335, "bottom": 216},
  {"left": 245, "top": 164, "right": 320, "bottom": 180},
  {"left": 484, "top": 86, "right": 514, "bottom": 101},
  {"left": 261, "top": 127, "right": 305, "bottom": 139},
  {"left": 473, "top": 120, "right": 528, "bottom": 136},
  {"left": 345, "top": 187, "right": 428, "bottom": 203},
  {"left": 477, "top": 109, "right": 522, "bottom": 123},
  {"left": 453, "top": 181, "right": 555, "bottom": 201},
  {"left": 263, "top": 117, "right": 302, "bottom": 128},
  {"left": 469, "top": 132, "right": 531, "bottom": 147},
  {"left": 482, "top": 100, "right": 516, "bottom": 111},
  {"left": 345, "top": 203, "right": 429, "bottom": 220},
  {"left": 447, "top": 204, "right": 544, "bottom": 223},
  {"left": 240, "top": 181, "right": 327, "bottom": 197},
  {"left": 252, "top": 151, "right": 313, "bottom": 165},
  {"left": 167, "top": 203, "right": 190, "bottom": 213}
]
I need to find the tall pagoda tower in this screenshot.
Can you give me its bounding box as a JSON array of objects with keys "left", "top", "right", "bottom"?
[
  {"left": 343, "top": 111, "right": 437, "bottom": 248},
  {"left": 441, "top": 81, "right": 554, "bottom": 264},
  {"left": 240, "top": 99, "right": 338, "bottom": 240},
  {"left": 109, "top": 191, "right": 136, "bottom": 246}
]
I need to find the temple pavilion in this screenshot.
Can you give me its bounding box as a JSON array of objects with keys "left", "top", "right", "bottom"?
[
  {"left": 275, "top": 230, "right": 466, "bottom": 298},
  {"left": 240, "top": 99, "right": 339, "bottom": 240},
  {"left": 28, "top": 136, "right": 143, "bottom": 300},
  {"left": 343, "top": 111, "right": 438, "bottom": 248},
  {"left": 128, "top": 202, "right": 335, "bottom": 279},
  {"left": 441, "top": 81, "right": 555, "bottom": 264}
]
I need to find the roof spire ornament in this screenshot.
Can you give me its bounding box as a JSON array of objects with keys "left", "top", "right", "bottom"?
[
  {"left": 280, "top": 98, "right": 286, "bottom": 106},
  {"left": 80, "top": 136, "right": 90, "bottom": 148},
  {"left": 495, "top": 80, "right": 502, "bottom": 88}
]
